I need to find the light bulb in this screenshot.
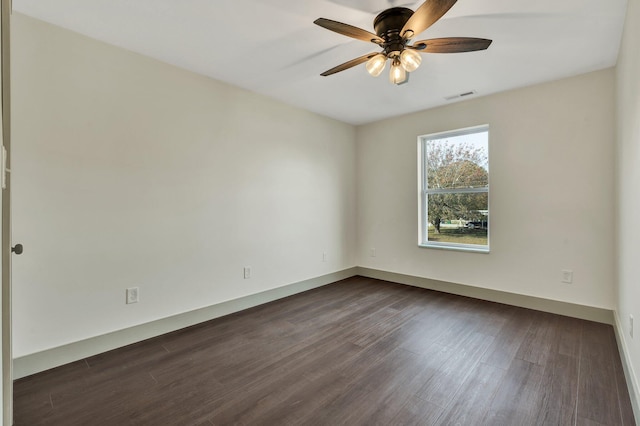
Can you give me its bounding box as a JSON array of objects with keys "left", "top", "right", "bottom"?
[
  {"left": 389, "top": 59, "right": 407, "bottom": 85},
  {"left": 366, "top": 54, "right": 387, "bottom": 77},
  {"left": 400, "top": 49, "right": 422, "bottom": 72}
]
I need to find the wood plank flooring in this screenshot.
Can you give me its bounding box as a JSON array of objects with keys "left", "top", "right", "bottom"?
[{"left": 14, "top": 276, "right": 636, "bottom": 425}]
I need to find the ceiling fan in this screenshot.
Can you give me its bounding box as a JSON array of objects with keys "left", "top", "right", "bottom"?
[{"left": 314, "top": 0, "right": 492, "bottom": 85}]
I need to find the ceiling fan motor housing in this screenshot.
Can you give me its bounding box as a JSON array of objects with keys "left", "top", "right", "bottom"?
[{"left": 373, "top": 7, "right": 413, "bottom": 55}]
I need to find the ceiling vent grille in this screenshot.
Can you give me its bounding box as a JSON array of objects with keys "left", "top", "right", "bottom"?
[{"left": 444, "top": 90, "right": 477, "bottom": 101}]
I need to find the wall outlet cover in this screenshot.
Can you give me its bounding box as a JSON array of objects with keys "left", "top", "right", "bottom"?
[{"left": 126, "top": 287, "right": 139, "bottom": 304}]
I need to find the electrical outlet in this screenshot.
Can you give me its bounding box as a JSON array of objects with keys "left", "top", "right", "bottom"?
[
  {"left": 322, "top": 252, "right": 327, "bottom": 262},
  {"left": 244, "top": 267, "right": 251, "bottom": 279},
  {"left": 370, "top": 248, "right": 376, "bottom": 257},
  {"left": 630, "top": 315, "right": 634, "bottom": 338},
  {"left": 561, "top": 269, "right": 573, "bottom": 284},
  {"left": 126, "top": 287, "right": 139, "bottom": 304}
]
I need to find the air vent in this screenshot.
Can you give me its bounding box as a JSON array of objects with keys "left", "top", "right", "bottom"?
[{"left": 444, "top": 90, "right": 477, "bottom": 101}]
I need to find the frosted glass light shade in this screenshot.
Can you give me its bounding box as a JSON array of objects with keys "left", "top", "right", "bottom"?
[
  {"left": 400, "top": 49, "right": 422, "bottom": 72},
  {"left": 389, "top": 60, "right": 407, "bottom": 85},
  {"left": 366, "top": 54, "right": 387, "bottom": 77}
]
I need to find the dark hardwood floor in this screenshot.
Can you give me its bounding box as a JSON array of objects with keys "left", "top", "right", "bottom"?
[{"left": 14, "top": 276, "right": 636, "bottom": 425}]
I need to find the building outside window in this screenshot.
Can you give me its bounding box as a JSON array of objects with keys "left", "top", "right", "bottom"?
[{"left": 419, "top": 125, "right": 489, "bottom": 252}]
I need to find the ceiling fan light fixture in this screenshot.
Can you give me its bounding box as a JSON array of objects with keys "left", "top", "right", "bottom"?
[
  {"left": 400, "top": 48, "right": 421, "bottom": 72},
  {"left": 389, "top": 58, "right": 407, "bottom": 85},
  {"left": 366, "top": 53, "right": 387, "bottom": 77}
]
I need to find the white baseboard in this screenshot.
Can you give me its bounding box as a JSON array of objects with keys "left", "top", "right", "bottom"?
[
  {"left": 15, "top": 267, "right": 620, "bottom": 381},
  {"left": 613, "top": 310, "right": 640, "bottom": 423},
  {"left": 13, "top": 267, "right": 358, "bottom": 379},
  {"left": 357, "top": 267, "right": 614, "bottom": 324}
]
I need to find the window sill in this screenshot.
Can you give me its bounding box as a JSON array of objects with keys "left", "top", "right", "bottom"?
[{"left": 418, "top": 243, "right": 490, "bottom": 254}]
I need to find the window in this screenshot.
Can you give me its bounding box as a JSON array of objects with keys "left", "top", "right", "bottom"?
[{"left": 419, "top": 125, "right": 489, "bottom": 252}]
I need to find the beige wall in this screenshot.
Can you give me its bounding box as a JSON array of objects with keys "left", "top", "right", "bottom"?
[
  {"left": 616, "top": 0, "right": 640, "bottom": 410},
  {"left": 356, "top": 69, "right": 616, "bottom": 309},
  {"left": 11, "top": 13, "right": 356, "bottom": 357}
]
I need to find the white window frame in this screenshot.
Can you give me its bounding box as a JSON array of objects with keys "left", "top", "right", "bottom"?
[{"left": 418, "top": 125, "right": 490, "bottom": 253}]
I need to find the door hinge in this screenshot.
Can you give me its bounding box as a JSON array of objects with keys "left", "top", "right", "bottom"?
[{"left": 1, "top": 144, "right": 8, "bottom": 189}]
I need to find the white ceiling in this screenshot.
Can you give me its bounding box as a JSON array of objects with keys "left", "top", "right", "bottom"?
[{"left": 13, "top": 0, "right": 628, "bottom": 125}]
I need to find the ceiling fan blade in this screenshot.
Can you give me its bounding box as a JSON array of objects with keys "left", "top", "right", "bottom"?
[
  {"left": 314, "top": 18, "right": 384, "bottom": 44},
  {"left": 320, "top": 52, "right": 380, "bottom": 76},
  {"left": 412, "top": 37, "right": 492, "bottom": 53},
  {"left": 401, "top": 0, "right": 458, "bottom": 39}
]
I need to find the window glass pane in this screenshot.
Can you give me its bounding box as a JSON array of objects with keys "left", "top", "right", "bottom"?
[
  {"left": 427, "top": 192, "right": 488, "bottom": 246},
  {"left": 426, "top": 131, "right": 488, "bottom": 190}
]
